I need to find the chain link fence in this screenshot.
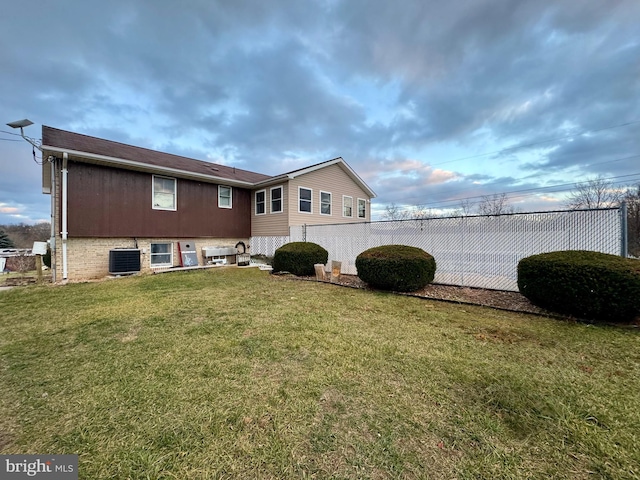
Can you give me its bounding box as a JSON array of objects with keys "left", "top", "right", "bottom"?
[{"left": 251, "top": 207, "right": 623, "bottom": 291}]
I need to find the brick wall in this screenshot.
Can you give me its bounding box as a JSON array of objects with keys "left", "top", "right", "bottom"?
[{"left": 54, "top": 237, "right": 250, "bottom": 281}]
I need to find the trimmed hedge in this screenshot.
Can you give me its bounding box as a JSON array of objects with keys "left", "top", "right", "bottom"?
[
  {"left": 356, "top": 245, "right": 436, "bottom": 292},
  {"left": 272, "top": 242, "right": 328, "bottom": 276},
  {"left": 517, "top": 250, "right": 640, "bottom": 322}
]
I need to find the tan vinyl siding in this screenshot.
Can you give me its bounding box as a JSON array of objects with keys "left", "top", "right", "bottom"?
[
  {"left": 251, "top": 184, "right": 289, "bottom": 236},
  {"left": 288, "top": 164, "right": 370, "bottom": 226}
]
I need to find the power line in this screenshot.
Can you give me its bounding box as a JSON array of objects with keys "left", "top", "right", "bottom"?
[
  {"left": 391, "top": 153, "right": 640, "bottom": 206},
  {"left": 417, "top": 172, "right": 640, "bottom": 210},
  {"left": 0, "top": 129, "right": 24, "bottom": 137}
]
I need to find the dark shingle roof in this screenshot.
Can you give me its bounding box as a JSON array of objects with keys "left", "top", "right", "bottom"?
[{"left": 42, "top": 126, "right": 272, "bottom": 184}]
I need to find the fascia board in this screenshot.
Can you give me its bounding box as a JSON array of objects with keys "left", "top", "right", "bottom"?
[
  {"left": 289, "top": 158, "right": 377, "bottom": 198},
  {"left": 41, "top": 145, "right": 255, "bottom": 188}
]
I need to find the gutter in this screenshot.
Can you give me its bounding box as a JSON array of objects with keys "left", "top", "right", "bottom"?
[
  {"left": 62, "top": 153, "right": 68, "bottom": 280},
  {"left": 50, "top": 157, "right": 56, "bottom": 282},
  {"left": 40, "top": 145, "right": 257, "bottom": 188}
]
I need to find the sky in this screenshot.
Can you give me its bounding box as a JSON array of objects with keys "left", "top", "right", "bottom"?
[{"left": 1, "top": 0, "right": 639, "bottom": 224}]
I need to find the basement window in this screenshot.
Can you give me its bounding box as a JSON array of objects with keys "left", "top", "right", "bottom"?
[
  {"left": 150, "top": 242, "right": 172, "bottom": 267},
  {"left": 153, "top": 176, "right": 176, "bottom": 210}
]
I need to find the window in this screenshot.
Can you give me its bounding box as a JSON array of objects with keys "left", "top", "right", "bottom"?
[
  {"left": 320, "top": 191, "right": 332, "bottom": 215},
  {"left": 218, "top": 185, "right": 232, "bottom": 208},
  {"left": 358, "top": 198, "right": 366, "bottom": 219},
  {"left": 299, "top": 187, "right": 312, "bottom": 213},
  {"left": 271, "top": 186, "right": 283, "bottom": 213},
  {"left": 255, "top": 190, "right": 266, "bottom": 215},
  {"left": 150, "top": 242, "right": 172, "bottom": 267},
  {"left": 153, "top": 176, "right": 176, "bottom": 210},
  {"left": 343, "top": 195, "right": 353, "bottom": 217}
]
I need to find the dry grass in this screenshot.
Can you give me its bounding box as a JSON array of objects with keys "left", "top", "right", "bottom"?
[{"left": 0, "top": 268, "right": 639, "bottom": 479}]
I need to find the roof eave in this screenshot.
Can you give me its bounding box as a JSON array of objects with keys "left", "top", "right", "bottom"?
[{"left": 41, "top": 145, "right": 256, "bottom": 188}]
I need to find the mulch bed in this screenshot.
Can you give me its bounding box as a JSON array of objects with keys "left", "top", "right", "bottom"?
[
  {"left": 273, "top": 273, "right": 640, "bottom": 326},
  {"left": 274, "top": 272, "right": 552, "bottom": 315}
]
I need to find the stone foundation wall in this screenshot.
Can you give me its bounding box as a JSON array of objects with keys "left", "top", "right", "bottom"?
[{"left": 53, "top": 237, "right": 249, "bottom": 281}]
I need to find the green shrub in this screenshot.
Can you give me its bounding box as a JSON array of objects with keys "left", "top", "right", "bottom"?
[
  {"left": 517, "top": 250, "right": 640, "bottom": 322},
  {"left": 43, "top": 247, "right": 52, "bottom": 268},
  {"left": 272, "top": 242, "right": 328, "bottom": 276},
  {"left": 356, "top": 245, "right": 436, "bottom": 292}
]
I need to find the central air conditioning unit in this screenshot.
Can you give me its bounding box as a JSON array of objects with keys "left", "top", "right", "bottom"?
[{"left": 109, "top": 249, "right": 141, "bottom": 275}]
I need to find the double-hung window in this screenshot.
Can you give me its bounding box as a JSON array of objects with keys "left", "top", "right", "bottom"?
[
  {"left": 320, "top": 191, "right": 332, "bottom": 215},
  {"left": 357, "top": 198, "right": 366, "bottom": 219},
  {"left": 299, "top": 187, "right": 312, "bottom": 213},
  {"left": 150, "top": 242, "right": 172, "bottom": 267},
  {"left": 218, "top": 186, "right": 232, "bottom": 208},
  {"left": 343, "top": 195, "right": 353, "bottom": 217},
  {"left": 271, "top": 186, "right": 283, "bottom": 213},
  {"left": 255, "top": 190, "right": 266, "bottom": 215},
  {"left": 153, "top": 176, "right": 176, "bottom": 210}
]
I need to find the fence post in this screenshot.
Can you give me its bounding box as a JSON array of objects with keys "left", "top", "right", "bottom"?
[
  {"left": 303, "top": 224, "right": 307, "bottom": 243},
  {"left": 621, "top": 201, "right": 628, "bottom": 257}
]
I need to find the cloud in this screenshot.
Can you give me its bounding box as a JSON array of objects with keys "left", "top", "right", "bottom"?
[
  {"left": 0, "top": 204, "right": 20, "bottom": 214},
  {"left": 1, "top": 0, "right": 639, "bottom": 222}
]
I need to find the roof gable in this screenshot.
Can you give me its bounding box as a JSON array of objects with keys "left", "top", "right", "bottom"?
[{"left": 254, "top": 157, "right": 377, "bottom": 198}]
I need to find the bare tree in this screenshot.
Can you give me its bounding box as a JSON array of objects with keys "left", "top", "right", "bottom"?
[
  {"left": 450, "top": 199, "right": 476, "bottom": 216},
  {"left": 0, "top": 222, "right": 50, "bottom": 248},
  {"left": 565, "top": 176, "right": 625, "bottom": 210},
  {"left": 623, "top": 183, "right": 640, "bottom": 257},
  {"left": 477, "top": 193, "right": 516, "bottom": 215},
  {"left": 381, "top": 203, "right": 410, "bottom": 221}
]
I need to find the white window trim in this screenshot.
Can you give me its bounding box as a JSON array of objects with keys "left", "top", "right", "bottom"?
[
  {"left": 255, "top": 189, "right": 266, "bottom": 216},
  {"left": 299, "top": 187, "right": 313, "bottom": 214},
  {"left": 150, "top": 242, "right": 173, "bottom": 268},
  {"left": 343, "top": 195, "right": 353, "bottom": 218},
  {"left": 270, "top": 186, "right": 283, "bottom": 214},
  {"left": 218, "top": 185, "right": 232, "bottom": 209},
  {"left": 357, "top": 198, "right": 367, "bottom": 219},
  {"left": 320, "top": 191, "right": 332, "bottom": 216},
  {"left": 152, "top": 175, "right": 177, "bottom": 211}
]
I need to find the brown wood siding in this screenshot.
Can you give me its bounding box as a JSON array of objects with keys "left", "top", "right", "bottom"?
[{"left": 66, "top": 162, "right": 251, "bottom": 238}]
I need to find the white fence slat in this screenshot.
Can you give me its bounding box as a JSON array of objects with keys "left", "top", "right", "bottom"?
[{"left": 250, "top": 208, "right": 621, "bottom": 291}]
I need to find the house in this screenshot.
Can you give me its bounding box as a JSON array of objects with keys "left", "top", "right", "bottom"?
[{"left": 40, "top": 126, "right": 376, "bottom": 281}]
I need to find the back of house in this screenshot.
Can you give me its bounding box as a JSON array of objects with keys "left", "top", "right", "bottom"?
[{"left": 40, "top": 126, "right": 375, "bottom": 281}]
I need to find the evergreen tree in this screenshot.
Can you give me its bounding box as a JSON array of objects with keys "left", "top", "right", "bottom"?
[{"left": 0, "top": 229, "right": 15, "bottom": 248}]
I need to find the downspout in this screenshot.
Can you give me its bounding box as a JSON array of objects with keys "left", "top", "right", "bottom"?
[
  {"left": 62, "top": 152, "right": 68, "bottom": 280},
  {"left": 50, "top": 157, "right": 56, "bottom": 282}
]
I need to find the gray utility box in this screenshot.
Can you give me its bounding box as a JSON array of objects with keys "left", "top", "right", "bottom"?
[{"left": 202, "top": 246, "right": 237, "bottom": 265}]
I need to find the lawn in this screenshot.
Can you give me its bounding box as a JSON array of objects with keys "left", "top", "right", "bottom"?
[{"left": 0, "top": 268, "right": 639, "bottom": 479}]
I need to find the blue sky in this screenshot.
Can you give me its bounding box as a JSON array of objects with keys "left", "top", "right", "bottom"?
[{"left": 1, "top": 0, "right": 639, "bottom": 224}]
